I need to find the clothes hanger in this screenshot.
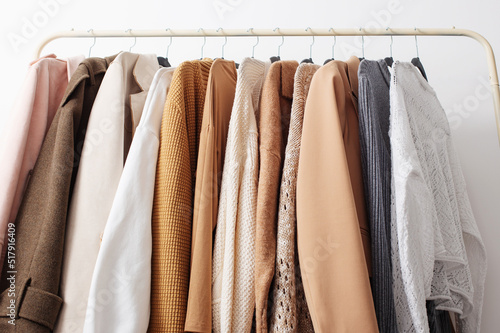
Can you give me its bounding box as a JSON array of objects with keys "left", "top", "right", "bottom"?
[
  {"left": 324, "top": 29, "right": 336, "bottom": 65},
  {"left": 411, "top": 29, "right": 428, "bottom": 80},
  {"left": 384, "top": 34, "right": 394, "bottom": 67},
  {"left": 157, "top": 29, "right": 172, "bottom": 67},
  {"left": 213, "top": 28, "right": 238, "bottom": 68},
  {"left": 358, "top": 33, "right": 365, "bottom": 62},
  {"left": 125, "top": 29, "right": 136, "bottom": 52},
  {"left": 301, "top": 28, "right": 314, "bottom": 64},
  {"left": 270, "top": 28, "right": 283, "bottom": 63},
  {"left": 88, "top": 29, "right": 96, "bottom": 58},
  {"left": 199, "top": 28, "right": 207, "bottom": 60},
  {"left": 220, "top": 32, "right": 227, "bottom": 59},
  {"left": 250, "top": 31, "right": 259, "bottom": 59}
]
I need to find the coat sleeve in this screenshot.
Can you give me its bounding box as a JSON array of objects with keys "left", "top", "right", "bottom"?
[{"left": 296, "top": 64, "right": 378, "bottom": 333}]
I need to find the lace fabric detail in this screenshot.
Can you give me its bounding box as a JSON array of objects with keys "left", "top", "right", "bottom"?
[
  {"left": 269, "top": 63, "right": 319, "bottom": 333},
  {"left": 389, "top": 62, "right": 487, "bottom": 333}
]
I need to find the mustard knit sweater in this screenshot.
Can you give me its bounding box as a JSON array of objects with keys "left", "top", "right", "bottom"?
[{"left": 149, "top": 59, "right": 213, "bottom": 332}]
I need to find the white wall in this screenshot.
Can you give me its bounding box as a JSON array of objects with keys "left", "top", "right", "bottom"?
[{"left": 1, "top": 0, "right": 499, "bottom": 331}]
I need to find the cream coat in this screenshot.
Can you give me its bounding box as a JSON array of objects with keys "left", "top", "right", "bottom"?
[
  {"left": 55, "top": 52, "right": 159, "bottom": 333},
  {"left": 82, "top": 67, "right": 174, "bottom": 333}
]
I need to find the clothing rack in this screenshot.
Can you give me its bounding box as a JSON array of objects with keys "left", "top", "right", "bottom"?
[{"left": 35, "top": 27, "right": 500, "bottom": 144}]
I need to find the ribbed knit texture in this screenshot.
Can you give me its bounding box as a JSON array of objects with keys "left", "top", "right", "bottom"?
[
  {"left": 359, "top": 59, "right": 452, "bottom": 333},
  {"left": 358, "top": 59, "right": 398, "bottom": 333},
  {"left": 269, "top": 63, "right": 318, "bottom": 333},
  {"left": 389, "top": 62, "right": 487, "bottom": 333},
  {"left": 212, "top": 57, "right": 270, "bottom": 333},
  {"left": 150, "top": 59, "right": 213, "bottom": 333}
]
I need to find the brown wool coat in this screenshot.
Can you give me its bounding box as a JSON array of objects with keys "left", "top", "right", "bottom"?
[
  {"left": 254, "top": 60, "right": 298, "bottom": 333},
  {"left": 0, "top": 56, "right": 115, "bottom": 333}
]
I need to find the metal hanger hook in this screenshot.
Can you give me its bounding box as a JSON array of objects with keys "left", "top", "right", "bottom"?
[
  {"left": 217, "top": 28, "right": 227, "bottom": 58},
  {"left": 247, "top": 28, "right": 259, "bottom": 58},
  {"left": 329, "top": 28, "right": 336, "bottom": 59},
  {"left": 414, "top": 27, "right": 420, "bottom": 58},
  {"left": 87, "top": 29, "right": 96, "bottom": 58},
  {"left": 306, "top": 27, "right": 314, "bottom": 59},
  {"left": 274, "top": 28, "right": 284, "bottom": 57},
  {"left": 359, "top": 27, "right": 365, "bottom": 58},
  {"left": 198, "top": 28, "right": 206, "bottom": 59},
  {"left": 166, "top": 29, "right": 173, "bottom": 58},
  {"left": 278, "top": 35, "right": 284, "bottom": 57},
  {"left": 361, "top": 35, "right": 365, "bottom": 58},
  {"left": 390, "top": 35, "right": 393, "bottom": 58},
  {"left": 125, "top": 29, "right": 136, "bottom": 52},
  {"left": 252, "top": 36, "right": 259, "bottom": 58},
  {"left": 129, "top": 37, "right": 136, "bottom": 52}
]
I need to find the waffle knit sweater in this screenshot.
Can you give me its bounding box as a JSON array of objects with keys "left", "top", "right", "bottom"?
[
  {"left": 149, "top": 59, "right": 213, "bottom": 333},
  {"left": 212, "top": 57, "right": 270, "bottom": 333},
  {"left": 269, "top": 63, "right": 318, "bottom": 333}
]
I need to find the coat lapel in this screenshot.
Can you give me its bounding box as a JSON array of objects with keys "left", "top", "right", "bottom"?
[{"left": 129, "top": 54, "right": 159, "bottom": 135}]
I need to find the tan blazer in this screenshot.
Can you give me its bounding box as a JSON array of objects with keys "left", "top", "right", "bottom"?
[
  {"left": 185, "top": 59, "right": 237, "bottom": 333},
  {"left": 0, "top": 56, "right": 115, "bottom": 333},
  {"left": 296, "top": 56, "right": 377, "bottom": 332},
  {"left": 254, "top": 60, "right": 298, "bottom": 332}
]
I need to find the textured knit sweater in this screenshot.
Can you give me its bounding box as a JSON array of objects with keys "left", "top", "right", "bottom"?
[
  {"left": 149, "top": 59, "right": 213, "bottom": 333},
  {"left": 212, "top": 57, "right": 270, "bottom": 333},
  {"left": 389, "top": 62, "right": 487, "bottom": 333},
  {"left": 358, "top": 59, "right": 398, "bottom": 333},
  {"left": 269, "top": 63, "right": 318, "bottom": 333},
  {"left": 254, "top": 60, "right": 298, "bottom": 333}
]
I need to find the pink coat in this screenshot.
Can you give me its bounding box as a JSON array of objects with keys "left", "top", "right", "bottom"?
[{"left": 0, "top": 54, "right": 83, "bottom": 269}]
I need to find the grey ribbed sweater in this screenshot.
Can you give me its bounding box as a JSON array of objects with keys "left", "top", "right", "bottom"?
[
  {"left": 358, "top": 59, "right": 453, "bottom": 333},
  {"left": 358, "top": 59, "right": 397, "bottom": 333}
]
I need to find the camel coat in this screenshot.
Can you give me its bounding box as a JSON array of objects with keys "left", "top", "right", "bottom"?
[
  {"left": 185, "top": 59, "right": 237, "bottom": 333},
  {"left": 0, "top": 56, "right": 115, "bottom": 333},
  {"left": 296, "top": 56, "right": 377, "bottom": 332}
]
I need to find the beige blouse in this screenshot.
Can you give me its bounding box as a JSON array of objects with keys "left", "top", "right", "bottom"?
[{"left": 185, "top": 59, "right": 237, "bottom": 333}]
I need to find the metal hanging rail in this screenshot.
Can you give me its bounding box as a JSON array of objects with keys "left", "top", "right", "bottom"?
[{"left": 35, "top": 27, "right": 500, "bottom": 144}]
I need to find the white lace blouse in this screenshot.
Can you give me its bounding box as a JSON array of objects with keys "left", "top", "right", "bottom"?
[{"left": 389, "top": 62, "right": 487, "bottom": 333}]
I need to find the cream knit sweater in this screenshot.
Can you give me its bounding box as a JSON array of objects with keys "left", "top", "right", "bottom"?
[
  {"left": 212, "top": 57, "right": 270, "bottom": 333},
  {"left": 390, "top": 62, "right": 487, "bottom": 333}
]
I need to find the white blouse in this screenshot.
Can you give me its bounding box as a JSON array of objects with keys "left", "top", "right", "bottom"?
[
  {"left": 389, "top": 62, "right": 487, "bottom": 333},
  {"left": 83, "top": 67, "right": 175, "bottom": 333}
]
